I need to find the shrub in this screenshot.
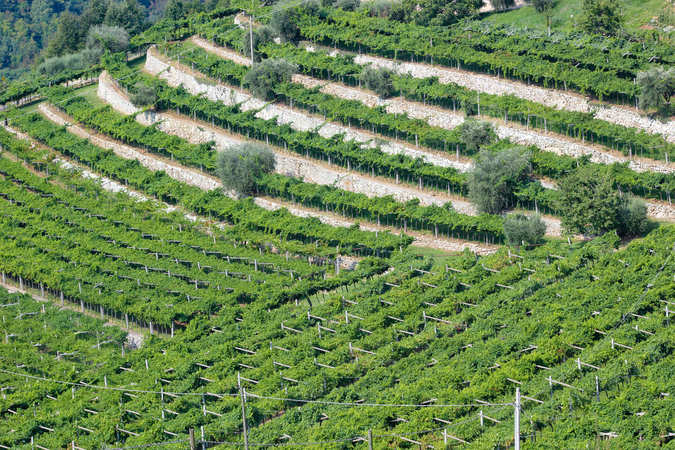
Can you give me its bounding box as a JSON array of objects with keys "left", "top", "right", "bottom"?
[
  {"left": 503, "top": 213, "right": 546, "bottom": 247},
  {"left": 244, "top": 58, "right": 297, "bottom": 101},
  {"left": 359, "top": 66, "right": 394, "bottom": 97},
  {"left": 468, "top": 147, "right": 531, "bottom": 214},
  {"left": 217, "top": 143, "right": 276, "bottom": 197}
]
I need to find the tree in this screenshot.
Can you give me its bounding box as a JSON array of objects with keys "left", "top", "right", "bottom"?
[
  {"left": 81, "top": 0, "right": 109, "bottom": 28},
  {"left": 241, "top": 25, "right": 275, "bottom": 62},
  {"left": 130, "top": 82, "right": 157, "bottom": 107},
  {"left": 244, "top": 58, "right": 297, "bottom": 101},
  {"left": 468, "top": 147, "right": 531, "bottom": 214},
  {"left": 270, "top": 0, "right": 319, "bottom": 42},
  {"left": 46, "top": 13, "right": 87, "bottom": 57},
  {"left": 217, "top": 143, "right": 276, "bottom": 197},
  {"left": 579, "top": 0, "right": 623, "bottom": 36},
  {"left": 86, "top": 25, "right": 129, "bottom": 53},
  {"left": 458, "top": 119, "right": 496, "bottom": 153},
  {"left": 532, "top": 0, "right": 555, "bottom": 36},
  {"left": 359, "top": 66, "right": 394, "bottom": 97},
  {"left": 617, "top": 196, "right": 648, "bottom": 238},
  {"left": 558, "top": 166, "right": 626, "bottom": 237},
  {"left": 105, "top": 0, "right": 145, "bottom": 35},
  {"left": 503, "top": 213, "right": 546, "bottom": 247},
  {"left": 637, "top": 67, "right": 674, "bottom": 116},
  {"left": 335, "top": 0, "right": 360, "bottom": 11}
]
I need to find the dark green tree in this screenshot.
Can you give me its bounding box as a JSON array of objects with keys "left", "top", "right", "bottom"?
[
  {"left": 503, "top": 213, "right": 546, "bottom": 247},
  {"left": 217, "top": 143, "right": 276, "bottom": 197},
  {"left": 46, "top": 13, "right": 87, "bottom": 57},
  {"left": 468, "top": 147, "right": 531, "bottom": 214},
  {"left": 105, "top": 0, "right": 146, "bottom": 35},
  {"left": 579, "top": 0, "right": 623, "bottom": 36},
  {"left": 244, "top": 58, "right": 297, "bottom": 100},
  {"left": 558, "top": 166, "right": 628, "bottom": 236}
]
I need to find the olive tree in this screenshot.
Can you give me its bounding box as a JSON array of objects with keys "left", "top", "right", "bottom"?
[
  {"left": 130, "top": 82, "right": 157, "bottom": 107},
  {"left": 359, "top": 66, "right": 394, "bottom": 97},
  {"left": 503, "top": 213, "right": 546, "bottom": 247},
  {"left": 244, "top": 58, "right": 297, "bottom": 101},
  {"left": 468, "top": 147, "right": 531, "bottom": 214},
  {"left": 86, "top": 25, "right": 130, "bottom": 53},
  {"left": 458, "top": 119, "right": 496, "bottom": 153},
  {"left": 217, "top": 143, "right": 276, "bottom": 197},
  {"left": 637, "top": 67, "right": 674, "bottom": 116},
  {"left": 241, "top": 25, "right": 276, "bottom": 62}
]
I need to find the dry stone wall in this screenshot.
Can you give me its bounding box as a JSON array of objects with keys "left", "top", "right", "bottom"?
[{"left": 302, "top": 44, "right": 674, "bottom": 142}]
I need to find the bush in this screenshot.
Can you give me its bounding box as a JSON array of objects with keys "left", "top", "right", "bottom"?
[
  {"left": 468, "top": 147, "right": 531, "bottom": 214},
  {"left": 458, "top": 119, "right": 496, "bottom": 153},
  {"left": 130, "top": 82, "right": 157, "bottom": 107},
  {"left": 244, "top": 58, "right": 297, "bottom": 101},
  {"left": 503, "top": 213, "right": 546, "bottom": 247},
  {"left": 359, "top": 66, "right": 394, "bottom": 97},
  {"left": 241, "top": 25, "right": 276, "bottom": 62},
  {"left": 217, "top": 143, "right": 276, "bottom": 197},
  {"left": 85, "top": 25, "right": 130, "bottom": 53}
]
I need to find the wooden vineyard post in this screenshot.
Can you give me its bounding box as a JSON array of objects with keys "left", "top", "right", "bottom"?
[
  {"left": 238, "top": 373, "right": 249, "bottom": 450},
  {"left": 189, "top": 428, "right": 196, "bottom": 450},
  {"left": 514, "top": 388, "right": 521, "bottom": 450},
  {"left": 368, "top": 429, "right": 373, "bottom": 450}
]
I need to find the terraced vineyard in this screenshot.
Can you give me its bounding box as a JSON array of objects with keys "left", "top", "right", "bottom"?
[{"left": 0, "top": 2, "right": 674, "bottom": 448}]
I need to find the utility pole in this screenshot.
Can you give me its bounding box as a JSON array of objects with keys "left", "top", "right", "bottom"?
[
  {"left": 238, "top": 373, "right": 250, "bottom": 450},
  {"left": 514, "top": 388, "right": 521, "bottom": 450}
]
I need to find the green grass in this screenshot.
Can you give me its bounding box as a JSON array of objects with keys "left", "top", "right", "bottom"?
[{"left": 480, "top": 0, "right": 669, "bottom": 34}]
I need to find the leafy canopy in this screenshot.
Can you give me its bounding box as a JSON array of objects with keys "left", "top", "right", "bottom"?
[
  {"left": 503, "top": 213, "right": 546, "bottom": 247},
  {"left": 216, "top": 143, "right": 276, "bottom": 197},
  {"left": 468, "top": 147, "right": 531, "bottom": 214},
  {"left": 579, "top": 0, "right": 623, "bottom": 36},
  {"left": 244, "top": 58, "right": 297, "bottom": 101}
]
